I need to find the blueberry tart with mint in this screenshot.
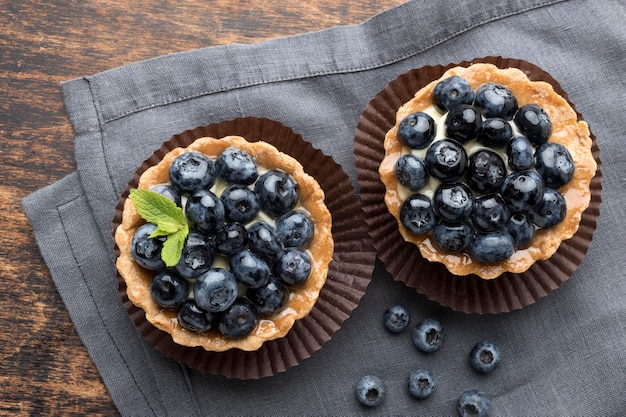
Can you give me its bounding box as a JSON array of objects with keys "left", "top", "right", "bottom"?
[
  {"left": 378, "top": 62, "right": 597, "bottom": 279},
  {"left": 115, "top": 135, "right": 334, "bottom": 352}
]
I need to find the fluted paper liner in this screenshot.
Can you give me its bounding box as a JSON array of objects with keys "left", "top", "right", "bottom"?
[
  {"left": 354, "top": 56, "right": 602, "bottom": 314},
  {"left": 113, "top": 117, "right": 376, "bottom": 378}
]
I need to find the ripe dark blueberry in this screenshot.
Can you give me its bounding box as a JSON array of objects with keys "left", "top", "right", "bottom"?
[
  {"left": 169, "top": 151, "right": 216, "bottom": 194},
  {"left": 458, "top": 390, "right": 491, "bottom": 417},
  {"left": 506, "top": 135, "right": 535, "bottom": 171},
  {"left": 229, "top": 250, "right": 271, "bottom": 289},
  {"left": 432, "top": 222, "right": 474, "bottom": 253},
  {"left": 530, "top": 188, "right": 567, "bottom": 229},
  {"left": 185, "top": 189, "right": 225, "bottom": 235},
  {"left": 472, "top": 194, "right": 509, "bottom": 232},
  {"left": 400, "top": 194, "right": 437, "bottom": 235},
  {"left": 466, "top": 150, "right": 507, "bottom": 194},
  {"left": 221, "top": 184, "right": 261, "bottom": 224},
  {"left": 215, "top": 146, "right": 258, "bottom": 185},
  {"left": 247, "top": 222, "right": 284, "bottom": 264},
  {"left": 274, "top": 248, "right": 312, "bottom": 286},
  {"left": 150, "top": 270, "right": 188, "bottom": 309},
  {"left": 505, "top": 213, "right": 536, "bottom": 249},
  {"left": 535, "top": 142, "right": 575, "bottom": 188},
  {"left": 214, "top": 222, "right": 248, "bottom": 256},
  {"left": 275, "top": 210, "right": 314, "bottom": 248},
  {"left": 468, "top": 230, "right": 515, "bottom": 263},
  {"left": 398, "top": 112, "right": 436, "bottom": 150},
  {"left": 151, "top": 184, "right": 182, "bottom": 206},
  {"left": 445, "top": 104, "right": 482, "bottom": 143},
  {"left": 247, "top": 275, "right": 288, "bottom": 317},
  {"left": 433, "top": 182, "right": 474, "bottom": 224},
  {"left": 500, "top": 170, "right": 545, "bottom": 212},
  {"left": 177, "top": 300, "right": 214, "bottom": 332},
  {"left": 174, "top": 232, "right": 215, "bottom": 279},
  {"left": 218, "top": 297, "right": 259, "bottom": 339},
  {"left": 383, "top": 304, "right": 410, "bottom": 333},
  {"left": 254, "top": 170, "right": 299, "bottom": 217},
  {"left": 469, "top": 341, "right": 501, "bottom": 374},
  {"left": 394, "top": 154, "right": 429, "bottom": 191},
  {"left": 355, "top": 375, "right": 386, "bottom": 407},
  {"left": 514, "top": 104, "right": 552, "bottom": 146},
  {"left": 477, "top": 117, "right": 513, "bottom": 149},
  {"left": 425, "top": 139, "right": 468, "bottom": 182},
  {"left": 408, "top": 369, "right": 436, "bottom": 399},
  {"left": 412, "top": 318, "right": 444, "bottom": 353},
  {"left": 131, "top": 223, "right": 166, "bottom": 270},
  {"left": 193, "top": 268, "right": 238, "bottom": 313},
  {"left": 474, "top": 82, "right": 518, "bottom": 119},
  {"left": 433, "top": 75, "right": 475, "bottom": 112}
]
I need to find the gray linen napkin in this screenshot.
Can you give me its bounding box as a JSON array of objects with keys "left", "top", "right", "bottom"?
[{"left": 23, "top": 0, "right": 626, "bottom": 415}]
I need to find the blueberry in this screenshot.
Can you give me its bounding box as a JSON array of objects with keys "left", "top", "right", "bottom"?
[
  {"left": 400, "top": 194, "right": 438, "bottom": 235},
  {"left": 169, "top": 151, "right": 216, "bottom": 194},
  {"left": 150, "top": 184, "right": 182, "bottom": 206},
  {"left": 474, "top": 82, "right": 518, "bottom": 119},
  {"left": 275, "top": 210, "right": 315, "bottom": 248},
  {"left": 466, "top": 150, "right": 507, "bottom": 194},
  {"left": 174, "top": 232, "right": 215, "bottom": 279},
  {"left": 150, "top": 270, "right": 188, "bottom": 309},
  {"left": 514, "top": 104, "right": 552, "bottom": 146},
  {"left": 408, "top": 369, "right": 436, "bottom": 399},
  {"left": 477, "top": 117, "right": 513, "bottom": 149},
  {"left": 246, "top": 275, "right": 288, "bottom": 317},
  {"left": 468, "top": 230, "right": 515, "bottom": 263},
  {"left": 412, "top": 318, "right": 444, "bottom": 353},
  {"left": 254, "top": 170, "right": 299, "bottom": 217},
  {"left": 247, "top": 222, "right": 284, "bottom": 263},
  {"left": 185, "top": 189, "right": 225, "bottom": 235},
  {"left": 472, "top": 194, "right": 509, "bottom": 233},
  {"left": 229, "top": 250, "right": 270, "bottom": 289},
  {"left": 530, "top": 188, "right": 567, "bottom": 229},
  {"left": 458, "top": 390, "right": 491, "bottom": 417},
  {"left": 221, "top": 184, "right": 261, "bottom": 224},
  {"left": 432, "top": 222, "right": 474, "bottom": 253},
  {"left": 535, "top": 142, "right": 575, "bottom": 188},
  {"left": 469, "top": 341, "right": 501, "bottom": 374},
  {"left": 506, "top": 135, "right": 535, "bottom": 171},
  {"left": 433, "top": 182, "right": 474, "bottom": 224},
  {"left": 394, "top": 154, "right": 429, "bottom": 191},
  {"left": 398, "top": 112, "right": 437, "bottom": 150},
  {"left": 215, "top": 146, "right": 258, "bottom": 185},
  {"left": 177, "top": 300, "right": 215, "bottom": 332},
  {"left": 383, "top": 305, "right": 410, "bottom": 333},
  {"left": 131, "top": 223, "right": 166, "bottom": 270},
  {"left": 505, "top": 213, "right": 536, "bottom": 249},
  {"left": 433, "top": 75, "right": 475, "bottom": 112},
  {"left": 193, "top": 268, "right": 238, "bottom": 313},
  {"left": 500, "top": 170, "right": 545, "bottom": 212},
  {"left": 273, "top": 248, "right": 312, "bottom": 286},
  {"left": 218, "top": 297, "right": 259, "bottom": 339},
  {"left": 425, "top": 139, "right": 468, "bottom": 182},
  {"left": 355, "top": 375, "right": 386, "bottom": 407},
  {"left": 445, "top": 104, "right": 482, "bottom": 143},
  {"left": 215, "top": 222, "right": 248, "bottom": 256}
]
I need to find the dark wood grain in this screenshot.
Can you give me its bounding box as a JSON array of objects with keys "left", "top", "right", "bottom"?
[{"left": 0, "top": 0, "right": 405, "bottom": 415}]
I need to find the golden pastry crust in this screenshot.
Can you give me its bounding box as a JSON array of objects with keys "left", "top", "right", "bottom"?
[
  {"left": 115, "top": 136, "right": 334, "bottom": 351},
  {"left": 379, "top": 63, "right": 596, "bottom": 279}
]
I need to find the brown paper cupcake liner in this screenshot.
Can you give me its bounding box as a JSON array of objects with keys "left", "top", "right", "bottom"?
[
  {"left": 354, "top": 56, "right": 602, "bottom": 314},
  {"left": 113, "top": 117, "right": 376, "bottom": 378}
]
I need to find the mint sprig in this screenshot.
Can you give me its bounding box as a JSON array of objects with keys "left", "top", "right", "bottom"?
[{"left": 129, "top": 188, "right": 189, "bottom": 267}]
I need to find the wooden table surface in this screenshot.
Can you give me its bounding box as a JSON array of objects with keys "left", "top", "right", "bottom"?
[{"left": 0, "top": 0, "right": 407, "bottom": 415}]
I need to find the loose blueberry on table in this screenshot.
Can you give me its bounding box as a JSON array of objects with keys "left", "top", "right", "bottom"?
[
  {"left": 130, "top": 146, "right": 318, "bottom": 340},
  {"left": 355, "top": 375, "right": 386, "bottom": 407},
  {"left": 469, "top": 341, "right": 501, "bottom": 374},
  {"left": 383, "top": 304, "right": 411, "bottom": 333},
  {"left": 458, "top": 390, "right": 491, "bottom": 417},
  {"left": 412, "top": 318, "right": 444, "bottom": 353},
  {"left": 408, "top": 369, "right": 436, "bottom": 399},
  {"left": 396, "top": 75, "right": 574, "bottom": 264}
]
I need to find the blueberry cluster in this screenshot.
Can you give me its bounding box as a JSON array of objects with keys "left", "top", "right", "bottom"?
[
  {"left": 395, "top": 75, "right": 575, "bottom": 263},
  {"left": 131, "top": 146, "right": 316, "bottom": 339}
]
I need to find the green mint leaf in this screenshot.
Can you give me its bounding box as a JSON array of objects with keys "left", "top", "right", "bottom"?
[{"left": 161, "top": 226, "right": 188, "bottom": 267}]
